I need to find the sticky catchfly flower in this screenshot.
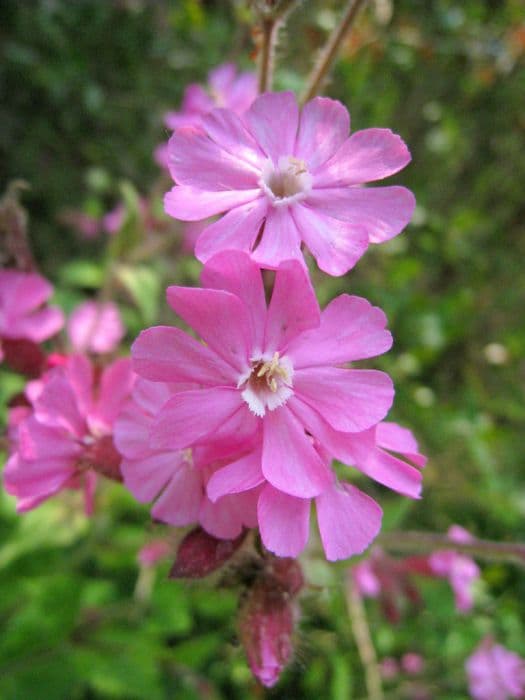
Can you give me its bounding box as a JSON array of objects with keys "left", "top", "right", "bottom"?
[{"left": 164, "top": 91, "right": 415, "bottom": 275}]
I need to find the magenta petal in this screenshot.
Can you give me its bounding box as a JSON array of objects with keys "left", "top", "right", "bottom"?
[
  {"left": 132, "top": 326, "right": 237, "bottom": 385},
  {"left": 376, "top": 421, "right": 427, "bottom": 468},
  {"left": 296, "top": 97, "right": 350, "bottom": 170},
  {"left": 201, "top": 108, "right": 264, "bottom": 168},
  {"left": 287, "top": 294, "right": 392, "bottom": 368},
  {"left": 195, "top": 198, "right": 268, "bottom": 263},
  {"left": 262, "top": 408, "right": 333, "bottom": 498},
  {"left": 166, "top": 287, "right": 252, "bottom": 373},
  {"left": 165, "top": 185, "right": 261, "bottom": 221},
  {"left": 65, "top": 354, "right": 94, "bottom": 418},
  {"left": 13, "top": 307, "right": 64, "bottom": 343},
  {"left": 316, "top": 483, "right": 382, "bottom": 561},
  {"left": 244, "top": 92, "right": 299, "bottom": 164},
  {"left": 18, "top": 417, "right": 80, "bottom": 461},
  {"left": 152, "top": 464, "right": 203, "bottom": 526},
  {"left": 264, "top": 259, "right": 320, "bottom": 354},
  {"left": 295, "top": 367, "right": 394, "bottom": 433},
  {"left": 307, "top": 186, "right": 416, "bottom": 243},
  {"left": 251, "top": 206, "right": 303, "bottom": 269},
  {"left": 94, "top": 358, "right": 134, "bottom": 429},
  {"left": 206, "top": 448, "right": 264, "bottom": 502},
  {"left": 314, "top": 128, "right": 411, "bottom": 186},
  {"left": 258, "top": 484, "right": 311, "bottom": 557},
  {"left": 293, "top": 203, "right": 369, "bottom": 276},
  {"left": 34, "top": 372, "right": 86, "bottom": 437},
  {"left": 199, "top": 495, "right": 245, "bottom": 539},
  {"left": 121, "top": 452, "right": 185, "bottom": 503},
  {"left": 201, "top": 251, "right": 266, "bottom": 352},
  {"left": 151, "top": 388, "right": 244, "bottom": 450},
  {"left": 168, "top": 126, "right": 260, "bottom": 190}
]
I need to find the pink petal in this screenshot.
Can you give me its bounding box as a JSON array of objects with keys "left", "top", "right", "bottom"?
[
  {"left": 195, "top": 198, "right": 268, "bottom": 263},
  {"left": 292, "top": 203, "right": 369, "bottom": 276},
  {"left": 18, "top": 417, "right": 80, "bottom": 461},
  {"left": 64, "top": 355, "right": 94, "bottom": 418},
  {"left": 114, "top": 407, "right": 153, "bottom": 460},
  {"left": 0, "top": 271, "right": 52, "bottom": 316},
  {"left": 168, "top": 125, "right": 260, "bottom": 190},
  {"left": 199, "top": 495, "right": 246, "bottom": 539},
  {"left": 244, "top": 92, "right": 299, "bottom": 164},
  {"left": 132, "top": 326, "right": 237, "bottom": 385},
  {"left": 93, "top": 357, "right": 134, "bottom": 429},
  {"left": 67, "top": 301, "right": 124, "bottom": 354},
  {"left": 376, "top": 421, "right": 427, "bottom": 468},
  {"left": 151, "top": 388, "right": 244, "bottom": 450},
  {"left": 208, "top": 63, "right": 236, "bottom": 93},
  {"left": 34, "top": 372, "right": 86, "bottom": 437},
  {"left": 201, "top": 250, "right": 266, "bottom": 353},
  {"left": 258, "top": 484, "right": 311, "bottom": 557},
  {"left": 295, "top": 97, "right": 350, "bottom": 170},
  {"left": 11, "top": 307, "right": 64, "bottom": 342},
  {"left": 316, "top": 483, "right": 382, "bottom": 561},
  {"left": 201, "top": 108, "right": 264, "bottom": 168},
  {"left": 206, "top": 448, "right": 264, "bottom": 502},
  {"left": 314, "top": 128, "right": 411, "bottom": 186},
  {"left": 307, "top": 185, "right": 416, "bottom": 243},
  {"left": 132, "top": 378, "right": 174, "bottom": 417},
  {"left": 251, "top": 206, "right": 303, "bottom": 269},
  {"left": 121, "top": 452, "right": 187, "bottom": 503},
  {"left": 166, "top": 287, "right": 253, "bottom": 373},
  {"left": 152, "top": 463, "right": 203, "bottom": 526},
  {"left": 165, "top": 185, "right": 261, "bottom": 221},
  {"left": 264, "top": 259, "right": 320, "bottom": 354},
  {"left": 262, "top": 407, "right": 333, "bottom": 498},
  {"left": 295, "top": 367, "right": 394, "bottom": 433},
  {"left": 286, "top": 294, "right": 392, "bottom": 368}
]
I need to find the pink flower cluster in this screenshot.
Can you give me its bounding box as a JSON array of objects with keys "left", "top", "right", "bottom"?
[{"left": 466, "top": 637, "right": 525, "bottom": 700}]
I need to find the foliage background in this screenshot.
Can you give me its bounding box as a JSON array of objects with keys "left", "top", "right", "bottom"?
[{"left": 1, "top": 0, "right": 524, "bottom": 697}]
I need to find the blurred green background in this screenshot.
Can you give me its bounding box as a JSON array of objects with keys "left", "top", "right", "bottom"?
[{"left": 1, "top": 0, "right": 524, "bottom": 697}]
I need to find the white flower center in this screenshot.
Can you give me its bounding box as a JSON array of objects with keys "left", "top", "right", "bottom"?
[
  {"left": 238, "top": 352, "right": 293, "bottom": 417},
  {"left": 259, "top": 156, "right": 312, "bottom": 207}
]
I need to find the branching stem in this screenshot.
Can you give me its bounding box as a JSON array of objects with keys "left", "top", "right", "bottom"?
[{"left": 301, "top": 0, "right": 368, "bottom": 104}]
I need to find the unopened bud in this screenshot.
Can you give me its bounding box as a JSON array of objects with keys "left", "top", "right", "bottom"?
[{"left": 169, "top": 528, "right": 246, "bottom": 579}]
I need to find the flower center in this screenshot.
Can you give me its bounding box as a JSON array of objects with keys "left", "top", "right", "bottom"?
[
  {"left": 239, "top": 352, "right": 293, "bottom": 417},
  {"left": 260, "top": 156, "right": 312, "bottom": 207}
]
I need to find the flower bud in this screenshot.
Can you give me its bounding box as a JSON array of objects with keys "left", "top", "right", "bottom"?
[{"left": 169, "top": 528, "right": 246, "bottom": 579}]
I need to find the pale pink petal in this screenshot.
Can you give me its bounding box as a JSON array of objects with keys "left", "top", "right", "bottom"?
[
  {"left": 166, "top": 287, "right": 252, "bottom": 373},
  {"left": 168, "top": 126, "right": 260, "bottom": 190},
  {"left": 11, "top": 307, "right": 64, "bottom": 342},
  {"left": 258, "top": 484, "right": 311, "bottom": 557},
  {"left": 18, "top": 417, "right": 80, "bottom": 461},
  {"left": 0, "top": 271, "right": 52, "bottom": 316},
  {"left": 67, "top": 301, "right": 124, "bottom": 354},
  {"left": 209, "top": 63, "right": 236, "bottom": 94},
  {"left": 296, "top": 97, "right": 350, "bottom": 170},
  {"left": 121, "top": 452, "right": 187, "bottom": 503},
  {"left": 4, "top": 456, "right": 74, "bottom": 512},
  {"left": 64, "top": 354, "right": 94, "bottom": 418},
  {"left": 262, "top": 407, "right": 333, "bottom": 498},
  {"left": 194, "top": 198, "right": 268, "bottom": 263},
  {"left": 264, "top": 259, "right": 320, "bottom": 354},
  {"left": 165, "top": 185, "right": 261, "bottom": 221},
  {"left": 376, "top": 422, "right": 427, "bottom": 468},
  {"left": 151, "top": 388, "right": 244, "bottom": 450},
  {"left": 131, "top": 378, "right": 174, "bottom": 417},
  {"left": 314, "top": 128, "right": 411, "bottom": 186},
  {"left": 132, "top": 326, "right": 237, "bottom": 385},
  {"left": 295, "top": 367, "right": 394, "bottom": 433},
  {"left": 93, "top": 357, "right": 134, "bottom": 430},
  {"left": 226, "top": 72, "right": 258, "bottom": 114},
  {"left": 286, "top": 294, "right": 392, "bottom": 368},
  {"left": 244, "top": 92, "right": 299, "bottom": 163},
  {"left": 199, "top": 495, "right": 246, "bottom": 539},
  {"left": 34, "top": 372, "right": 86, "bottom": 437},
  {"left": 201, "top": 108, "right": 264, "bottom": 168},
  {"left": 316, "top": 482, "right": 382, "bottom": 561},
  {"left": 307, "top": 186, "right": 416, "bottom": 243},
  {"left": 114, "top": 407, "right": 151, "bottom": 460},
  {"left": 206, "top": 448, "right": 264, "bottom": 502},
  {"left": 201, "top": 250, "right": 266, "bottom": 352},
  {"left": 251, "top": 206, "right": 303, "bottom": 269},
  {"left": 151, "top": 464, "right": 203, "bottom": 526},
  {"left": 292, "top": 203, "right": 369, "bottom": 276}
]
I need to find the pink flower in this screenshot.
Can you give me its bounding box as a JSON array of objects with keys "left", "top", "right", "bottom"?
[
  {"left": 156, "top": 63, "right": 257, "bottom": 172},
  {"left": 131, "top": 251, "right": 423, "bottom": 559},
  {"left": 4, "top": 354, "right": 134, "bottom": 513},
  {"left": 67, "top": 301, "right": 125, "bottom": 355},
  {"left": 466, "top": 638, "right": 525, "bottom": 700},
  {"left": 0, "top": 270, "right": 64, "bottom": 363},
  {"left": 114, "top": 378, "right": 259, "bottom": 539},
  {"left": 429, "top": 525, "right": 480, "bottom": 612},
  {"left": 164, "top": 91, "right": 415, "bottom": 275},
  {"left": 137, "top": 538, "right": 172, "bottom": 568}
]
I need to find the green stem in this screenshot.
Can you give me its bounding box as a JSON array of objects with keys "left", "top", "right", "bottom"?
[
  {"left": 255, "top": 0, "right": 301, "bottom": 93},
  {"left": 301, "top": 0, "right": 368, "bottom": 104}
]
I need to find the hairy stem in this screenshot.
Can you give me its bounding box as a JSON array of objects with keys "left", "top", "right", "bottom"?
[
  {"left": 346, "top": 572, "right": 384, "bottom": 700},
  {"left": 301, "top": 0, "right": 368, "bottom": 104},
  {"left": 378, "top": 531, "right": 525, "bottom": 568},
  {"left": 255, "top": 0, "right": 300, "bottom": 93}
]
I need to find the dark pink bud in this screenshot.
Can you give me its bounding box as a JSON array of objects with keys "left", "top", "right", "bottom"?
[
  {"left": 267, "top": 558, "right": 304, "bottom": 596},
  {"left": 2, "top": 338, "right": 46, "bottom": 377},
  {"left": 169, "top": 528, "right": 246, "bottom": 579}
]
